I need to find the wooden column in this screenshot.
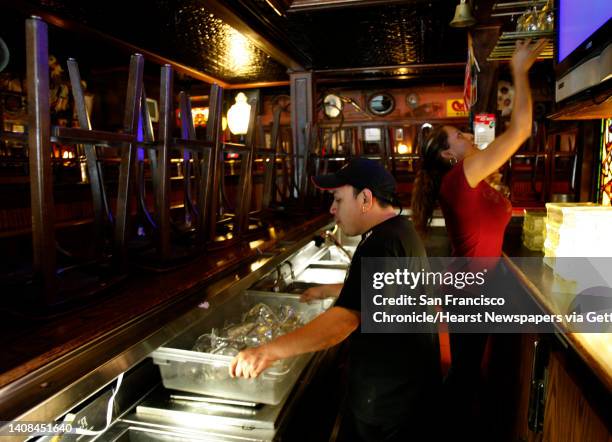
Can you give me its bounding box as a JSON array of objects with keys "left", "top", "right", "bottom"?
[
  {"left": 470, "top": 26, "right": 501, "bottom": 116},
  {"left": 290, "top": 71, "right": 315, "bottom": 199}
]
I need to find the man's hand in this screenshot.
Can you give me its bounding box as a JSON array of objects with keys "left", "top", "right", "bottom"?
[
  {"left": 300, "top": 286, "right": 327, "bottom": 303},
  {"left": 229, "top": 306, "right": 359, "bottom": 379},
  {"left": 299, "top": 283, "right": 343, "bottom": 303},
  {"left": 229, "top": 346, "right": 275, "bottom": 379}
]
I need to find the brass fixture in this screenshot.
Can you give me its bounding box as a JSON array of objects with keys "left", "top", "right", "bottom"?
[{"left": 450, "top": 0, "right": 476, "bottom": 28}]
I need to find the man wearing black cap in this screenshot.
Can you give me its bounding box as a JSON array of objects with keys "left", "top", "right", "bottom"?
[{"left": 230, "top": 158, "right": 441, "bottom": 441}]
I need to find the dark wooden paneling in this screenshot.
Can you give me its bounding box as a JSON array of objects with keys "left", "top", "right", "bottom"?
[{"left": 543, "top": 351, "right": 612, "bottom": 442}]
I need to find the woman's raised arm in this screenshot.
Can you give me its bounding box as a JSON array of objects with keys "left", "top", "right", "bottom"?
[{"left": 463, "top": 39, "right": 548, "bottom": 188}]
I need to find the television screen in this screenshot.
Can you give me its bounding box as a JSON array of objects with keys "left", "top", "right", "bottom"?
[{"left": 557, "top": 0, "right": 612, "bottom": 63}]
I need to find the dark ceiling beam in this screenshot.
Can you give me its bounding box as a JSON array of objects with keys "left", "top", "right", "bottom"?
[
  {"left": 315, "top": 75, "right": 464, "bottom": 85},
  {"left": 288, "top": 0, "right": 438, "bottom": 12},
  {"left": 227, "top": 80, "right": 290, "bottom": 90},
  {"left": 261, "top": 0, "right": 292, "bottom": 16},
  {"left": 313, "top": 62, "right": 465, "bottom": 84},
  {"left": 203, "top": 0, "right": 304, "bottom": 71},
  {"left": 314, "top": 62, "right": 466, "bottom": 76},
  {"left": 226, "top": 0, "right": 312, "bottom": 66}
]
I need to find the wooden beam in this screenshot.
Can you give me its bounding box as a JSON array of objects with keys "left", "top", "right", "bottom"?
[
  {"left": 203, "top": 0, "right": 303, "bottom": 71},
  {"left": 289, "top": 0, "right": 438, "bottom": 12},
  {"left": 227, "top": 80, "right": 290, "bottom": 90},
  {"left": 290, "top": 72, "right": 315, "bottom": 197}
]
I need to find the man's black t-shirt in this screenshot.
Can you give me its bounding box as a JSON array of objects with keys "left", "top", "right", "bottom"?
[{"left": 334, "top": 215, "right": 441, "bottom": 426}]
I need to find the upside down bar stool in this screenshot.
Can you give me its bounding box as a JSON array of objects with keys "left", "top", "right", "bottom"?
[
  {"left": 135, "top": 65, "right": 222, "bottom": 270},
  {"left": 207, "top": 95, "right": 262, "bottom": 249},
  {"left": 15, "top": 16, "right": 143, "bottom": 313}
]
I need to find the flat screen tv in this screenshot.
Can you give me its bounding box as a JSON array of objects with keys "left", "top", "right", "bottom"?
[{"left": 555, "top": 0, "right": 612, "bottom": 102}]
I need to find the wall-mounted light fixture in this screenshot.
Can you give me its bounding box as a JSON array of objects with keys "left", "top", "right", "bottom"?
[
  {"left": 227, "top": 92, "right": 251, "bottom": 135},
  {"left": 397, "top": 143, "right": 411, "bottom": 154}
]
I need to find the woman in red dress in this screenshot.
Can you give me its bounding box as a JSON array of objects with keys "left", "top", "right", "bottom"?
[{"left": 411, "top": 39, "right": 547, "bottom": 438}]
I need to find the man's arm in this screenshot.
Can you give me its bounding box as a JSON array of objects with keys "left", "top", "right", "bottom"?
[{"left": 229, "top": 306, "right": 359, "bottom": 378}]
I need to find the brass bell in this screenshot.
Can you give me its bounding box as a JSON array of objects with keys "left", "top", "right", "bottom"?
[{"left": 450, "top": 0, "right": 476, "bottom": 28}]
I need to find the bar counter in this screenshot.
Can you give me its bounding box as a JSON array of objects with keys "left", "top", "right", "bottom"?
[
  {"left": 502, "top": 221, "right": 612, "bottom": 392},
  {"left": 0, "top": 213, "right": 330, "bottom": 422}
]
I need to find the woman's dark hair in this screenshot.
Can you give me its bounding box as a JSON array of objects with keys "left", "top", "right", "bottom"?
[{"left": 411, "top": 125, "right": 452, "bottom": 235}]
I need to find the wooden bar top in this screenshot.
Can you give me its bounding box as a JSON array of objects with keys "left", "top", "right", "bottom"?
[
  {"left": 503, "top": 224, "right": 612, "bottom": 392},
  {"left": 0, "top": 214, "right": 330, "bottom": 390}
]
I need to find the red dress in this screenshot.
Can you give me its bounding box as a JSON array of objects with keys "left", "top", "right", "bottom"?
[{"left": 438, "top": 161, "right": 512, "bottom": 257}]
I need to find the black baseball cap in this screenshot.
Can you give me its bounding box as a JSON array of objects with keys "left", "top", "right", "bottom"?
[{"left": 312, "top": 157, "right": 397, "bottom": 204}]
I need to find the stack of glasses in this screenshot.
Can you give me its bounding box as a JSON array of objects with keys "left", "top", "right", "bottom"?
[
  {"left": 192, "top": 302, "right": 303, "bottom": 380},
  {"left": 522, "top": 209, "right": 547, "bottom": 251}
]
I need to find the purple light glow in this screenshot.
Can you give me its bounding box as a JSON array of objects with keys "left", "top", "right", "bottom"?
[{"left": 558, "top": 0, "right": 612, "bottom": 63}]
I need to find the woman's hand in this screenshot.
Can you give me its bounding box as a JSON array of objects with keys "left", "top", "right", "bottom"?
[
  {"left": 229, "top": 346, "right": 275, "bottom": 379},
  {"left": 511, "top": 39, "right": 548, "bottom": 75}
]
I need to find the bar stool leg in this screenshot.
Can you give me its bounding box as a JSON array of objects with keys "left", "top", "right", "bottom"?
[
  {"left": 67, "top": 58, "right": 109, "bottom": 256},
  {"left": 114, "top": 54, "right": 144, "bottom": 271},
  {"left": 26, "top": 16, "right": 57, "bottom": 302},
  {"left": 156, "top": 65, "right": 173, "bottom": 260}
]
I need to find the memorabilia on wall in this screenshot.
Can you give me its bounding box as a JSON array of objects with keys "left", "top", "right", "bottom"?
[{"left": 497, "top": 80, "right": 514, "bottom": 117}]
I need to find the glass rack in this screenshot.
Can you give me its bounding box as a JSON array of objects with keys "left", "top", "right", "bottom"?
[{"left": 488, "top": 30, "right": 554, "bottom": 61}]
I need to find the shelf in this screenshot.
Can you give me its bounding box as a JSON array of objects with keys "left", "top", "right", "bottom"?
[
  {"left": 0, "top": 131, "right": 27, "bottom": 142},
  {"left": 0, "top": 176, "right": 30, "bottom": 185},
  {"left": 487, "top": 31, "right": 554, "bottom": 61},
  {"left": 0, "top": 218, "right": 94, "bottom": 239},
  {"left": 390, "top": 154, "right": 420, "bottom": 159},
  {"left": 491, "top": 1, "right": 548, "bottom": 17},
  {"left": 513, "top": 152, "right": 547, "bottom": 158}
]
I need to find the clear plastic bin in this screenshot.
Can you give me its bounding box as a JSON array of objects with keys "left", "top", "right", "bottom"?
[{"left": 151, "top": 291, "right": 332, "bottom": 405}]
